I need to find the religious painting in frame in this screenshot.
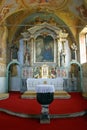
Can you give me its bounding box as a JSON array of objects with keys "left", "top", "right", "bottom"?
[
  {"left": 34, "top": 35, "right": 56, "bottom": 63},
  {"left": 57, "top": 68, "right": 68, "bottom": 78}
]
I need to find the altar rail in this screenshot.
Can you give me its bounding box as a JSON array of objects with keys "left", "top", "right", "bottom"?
[{"left": 27, "top": 78, "right": 64, "bottom": 91}]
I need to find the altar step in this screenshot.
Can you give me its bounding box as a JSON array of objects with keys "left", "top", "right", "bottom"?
[
  {"left": 0, "top": 93, "right": 9, "bottom": 100},
  {"left": 82, "top": 92, "right": 87, "bottom": 99},
  {"left": 21, "top": 90, "right": 71, "bottom": 99}
]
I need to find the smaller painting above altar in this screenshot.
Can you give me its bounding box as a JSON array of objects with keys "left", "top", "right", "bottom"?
[{"left": 34, "top": 35, "right": 54, "bottom": 63}]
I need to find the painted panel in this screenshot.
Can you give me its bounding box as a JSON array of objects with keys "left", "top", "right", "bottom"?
[{"left": 34, "top": 35, "right": 55, "bottom": 63}]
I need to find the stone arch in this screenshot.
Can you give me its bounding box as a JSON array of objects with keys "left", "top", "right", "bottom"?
[
  {"left": 6, "top": 60, "right": 22, "bottom": 92},
  {"left": 68, "top": 60, "right": 83, "bottom": 92}
]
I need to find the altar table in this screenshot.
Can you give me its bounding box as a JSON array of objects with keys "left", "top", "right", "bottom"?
[{"left": 27, "top": 78, "right": 63, "bottom": 91}]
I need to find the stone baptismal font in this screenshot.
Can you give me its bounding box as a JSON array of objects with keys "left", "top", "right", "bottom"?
[{"left": 36, "top": 84, "right": 55, "bottom": 123}]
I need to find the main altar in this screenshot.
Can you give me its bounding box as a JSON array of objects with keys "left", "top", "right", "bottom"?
[
  {"left": 14, "top": 22, "right": 79, "bottom": 93},
  {"left": 19, "top": 22, "right": 69, "bottom": 92}
]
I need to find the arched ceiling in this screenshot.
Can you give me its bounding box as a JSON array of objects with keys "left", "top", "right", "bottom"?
[{"left": 0, "top": 0, "right": 87, "bottom": 43}]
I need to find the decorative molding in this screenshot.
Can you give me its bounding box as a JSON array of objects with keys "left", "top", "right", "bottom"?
[{"left": 0, "top": 108, "right": 86, "bottom": 119}]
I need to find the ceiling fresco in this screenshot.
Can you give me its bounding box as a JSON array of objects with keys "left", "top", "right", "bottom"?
[{"left": 0, "top": 0, "right": 87, "bottom": 43}]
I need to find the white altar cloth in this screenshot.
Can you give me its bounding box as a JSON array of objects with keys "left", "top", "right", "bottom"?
[
  {"left": 27, "top": 78, "right": 64, "bottom": 91},
  {"left": 36, "top": 85, "right": 55, "bottom": 93}
]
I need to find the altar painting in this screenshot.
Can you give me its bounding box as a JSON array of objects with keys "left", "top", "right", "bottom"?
[{"left": 35, "top": 36, "right": 54, "bottom": 63}]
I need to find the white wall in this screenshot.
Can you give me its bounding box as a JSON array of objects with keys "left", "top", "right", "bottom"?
[
  {"left": 0, "top": 77, "right": 7, "bottom": 93},
  {"left": 83, "top": 77, "right": 87, "bottom": 92},
  {"left": 10, "top": 77, "right": 21, "bottom": 91}
]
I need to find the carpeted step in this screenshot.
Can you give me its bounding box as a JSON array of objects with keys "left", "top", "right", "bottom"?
[{"left": 21, "top": 90, "right": 71, "bottom": 99}]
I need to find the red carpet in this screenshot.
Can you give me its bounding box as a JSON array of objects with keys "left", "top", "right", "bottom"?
[{"left": 0, "top": 92, "right": 87, "bottom": 130}]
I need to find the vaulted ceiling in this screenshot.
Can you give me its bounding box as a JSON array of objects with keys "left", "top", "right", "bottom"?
[{"left": 0, "top": 0, "right": 87, "bottom": 43}]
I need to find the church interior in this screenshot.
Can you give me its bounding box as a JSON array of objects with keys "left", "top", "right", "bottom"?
[{"left": 0, "top": 0, "right": 87, "bottom": 129}]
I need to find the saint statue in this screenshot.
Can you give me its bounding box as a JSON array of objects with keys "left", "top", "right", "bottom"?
[
  {"left": 60, "top": 49, "right": 66, "bottom": 67},
  {"left": 71, "top": 43, "right": 77, "bottom": 60},
  {"left": 24, "top": 48, "right": 30, "bottom": 65},
  {"left": 11, "top": 45, "right": 18, "bottom": 60}
]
